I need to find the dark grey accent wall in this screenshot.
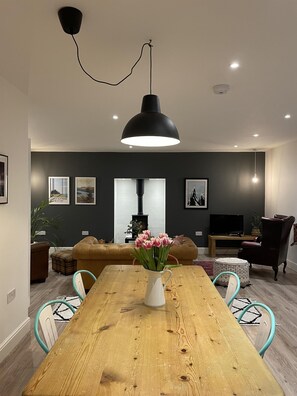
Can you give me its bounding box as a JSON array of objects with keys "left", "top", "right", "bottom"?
[{"left": 31, "top": 152, "right": 265, "bottom": 247}]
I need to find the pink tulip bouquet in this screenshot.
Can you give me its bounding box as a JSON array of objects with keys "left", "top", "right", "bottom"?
[{"left": 133, "top": 230, "right": 174, "bottom": 271}]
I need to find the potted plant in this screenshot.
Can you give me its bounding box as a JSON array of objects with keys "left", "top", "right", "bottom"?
[
  {"left": 125, "top": 219, "right": 144, "bottom": 238},
  {"left": 251, "top": 214, "right": 262, "bottom": 236},
  {"left": 31, "top": 200, "right": 60, "bottom": 245},
  {"left": 30, "top": 200, "right": 60, "bottom": 282}
]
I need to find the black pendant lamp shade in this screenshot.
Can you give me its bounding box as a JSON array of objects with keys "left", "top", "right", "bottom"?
[{"left": 121, "top": 94, "right": 180, "bottom": 147}]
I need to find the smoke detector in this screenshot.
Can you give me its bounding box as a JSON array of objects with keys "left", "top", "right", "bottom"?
[{"left": 213, "top": 84, "right": 230, "bottom": 94}]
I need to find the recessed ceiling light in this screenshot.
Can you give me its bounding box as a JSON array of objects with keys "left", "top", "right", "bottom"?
[
  {"left": 284, "top": 114, "right": 291, "bottom": 119},
  {"left": 112, "top": 115, "right": 119, "bottom": 120},
  {"left": 253, "top": 134, "right": 259, "bottom": 137},
  {"left": 230, "top": 62, "right": 239, "bottom": 69},
  {"left": 234, "top": 145, "right": 238, "bottom": 148},
  {"left": 129, "top": 145, "right": 133, "bottom": 149}
]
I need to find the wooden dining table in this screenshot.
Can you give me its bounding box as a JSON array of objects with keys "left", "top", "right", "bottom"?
[{"left": 23, "top": 265, "right": 284, "bottom": 395}]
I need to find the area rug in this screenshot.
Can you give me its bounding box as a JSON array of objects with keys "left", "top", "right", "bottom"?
[
  {"left": 231, "top": 298, "right": 261, "bottom": 325},
  {"left": 53, "top": 296, "right": 261, "bottom": 325},
  {"left": 53, "top": 296, "right": 81, "bottom": 322}
]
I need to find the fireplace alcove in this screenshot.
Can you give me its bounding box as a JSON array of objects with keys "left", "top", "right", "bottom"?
[{"left": 114, "top": 178, "right": 166, "bottom": 243}]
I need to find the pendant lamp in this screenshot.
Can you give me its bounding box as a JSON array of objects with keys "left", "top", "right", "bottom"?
[
  {"left": 252, "top": 149, "right": 259, "bottom": 183},
  {"left": 121, "top": 43, "right": 180, "bottom": 147},
  {"left": 58, "top": 7, "right": 180, "bottom": 147}
]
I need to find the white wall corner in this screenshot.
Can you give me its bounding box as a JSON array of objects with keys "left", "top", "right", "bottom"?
[{"left": 0, "top": 317, "right": 30, "bottom": 364}]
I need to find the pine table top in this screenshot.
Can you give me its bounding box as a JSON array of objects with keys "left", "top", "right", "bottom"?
[{"left": 23, "top": 265, "right": 284, "bottom": 396}]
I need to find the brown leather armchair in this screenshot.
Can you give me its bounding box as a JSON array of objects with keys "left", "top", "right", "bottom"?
[
  {"left": 238, "top": 214, "right": 295, "bottom": 280},
  {"left": 30, "top": 241, "right": 50, "bottom": 283}
]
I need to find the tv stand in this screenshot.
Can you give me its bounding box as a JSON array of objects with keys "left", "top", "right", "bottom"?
[{"left": 208, "top": 234, "right": 255, "bottom": 257}]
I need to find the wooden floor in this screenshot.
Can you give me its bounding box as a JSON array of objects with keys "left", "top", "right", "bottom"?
[{"left": 1, "top": 258, "right": 297, "bottom": 396}]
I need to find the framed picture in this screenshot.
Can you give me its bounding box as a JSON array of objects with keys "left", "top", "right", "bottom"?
[
  {"left": 185, "top": 178, "right": 208, "bottom": 209},
  {"left": 0, "top": 154, "right": 8, "bottom": 204},
  {"left": 48, "top": 177, "right": 70, "bottom": 205},
  {"left": 75, "top": 177, "right": 96, "bottom": 205}
]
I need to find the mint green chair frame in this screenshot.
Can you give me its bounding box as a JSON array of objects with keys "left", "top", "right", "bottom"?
[
  {"left": 212, "top": 271, "right": 241, "bottom": 308},
  {"left": 34, "top": 299, "right": 76, "bottom": 354},
  {"left": 72, "top": 270, "right": 97, "bottom": 301},
  {"left": 237, "top": 302, "right": 276, "bottom": 357}
]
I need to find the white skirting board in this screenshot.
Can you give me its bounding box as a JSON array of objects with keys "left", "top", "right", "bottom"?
[
  {"left": 192, "top": 247, "right": 239, "bottom": 256},
  {"left": 197, "top": 247, "right": 208, "bottom": 255},
  {"left": 49, "top": 246, "right": 73, "bottom": 255},
  {"left": 0, "top": 317, "right": 30, "bottom": 364},
  {"left": 288, "top": 259, "right": 297, "bottom": 272}
]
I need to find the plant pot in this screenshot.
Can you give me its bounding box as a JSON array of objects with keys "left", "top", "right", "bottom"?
[
  {"left": 144, "top": 268, "right": 172, "bottom": 307},
  {"left": 251, "top": 227, "right": 261, "bottom": 236}
]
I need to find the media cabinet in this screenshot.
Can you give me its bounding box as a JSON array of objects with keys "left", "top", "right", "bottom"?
[{"left": 208, "top": 234, "right": 255, "bottom": 257}]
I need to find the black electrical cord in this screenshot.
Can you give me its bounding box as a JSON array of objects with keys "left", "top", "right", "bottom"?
[
  {"left": 71, "top": 36, "right": 153, "bottom": 88},
  {"left": 149, "top": 42, "right": 152, "bottom": 94}
]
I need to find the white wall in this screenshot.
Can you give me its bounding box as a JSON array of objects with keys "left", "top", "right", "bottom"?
[
  {"left": 143, "top": 179, "right": 166, "bottom": 237},
  {"left": 265, "top": 140, "right": 297, "bottom": 270},
  {"left": 0, "top": 76, "right": 30, "bottom": 362},
  {"left": 114, "top": 179, "right": 166, "bottom": 243}
]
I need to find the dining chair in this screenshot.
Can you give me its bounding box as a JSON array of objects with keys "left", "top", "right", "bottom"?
[
  {"left": 72, "top": 269, "right": 97, "bottom": 301},
  {"left": 237, "top": 302, "right": 276, "bottom": 357},
  {"left": 34, "top": 299, "right": 76, "bottom": 353},
  {"left": 212, "top": 271, "right": 240, "bottom": 308}
]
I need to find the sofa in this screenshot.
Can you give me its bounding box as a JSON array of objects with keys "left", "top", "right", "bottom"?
[{"left": 72, "top": 236, "right": 198, "bottom": 289}]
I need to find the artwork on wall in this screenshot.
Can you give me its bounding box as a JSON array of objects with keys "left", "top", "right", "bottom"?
[
  {"left": 49, "top": 176, "right": 70, "bottom": 205},
  {"left": 185, "top": 178, "right": 208, "bottom": 209},
  {"left": 75, "top": 177, "right": 96, "bottom": 205},
  {"left": 0, "top": 154, "right": 8, "bottom": 204}
]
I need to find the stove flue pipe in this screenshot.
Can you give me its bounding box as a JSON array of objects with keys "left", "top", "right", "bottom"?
[{"left": 136, "top": 179, "right": 144, "bottom": 215}]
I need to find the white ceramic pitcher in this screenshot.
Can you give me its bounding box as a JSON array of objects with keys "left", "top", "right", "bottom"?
[{"left": 144, "top": 268, "right": 172, "bottom": 307}]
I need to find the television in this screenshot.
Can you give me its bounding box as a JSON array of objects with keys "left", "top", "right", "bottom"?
[{"left": 209, "top": 214, "right": 244, "bottom": 236}]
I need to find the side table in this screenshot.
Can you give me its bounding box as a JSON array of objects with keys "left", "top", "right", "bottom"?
[{"left": 208, "top": 234, "right": 255, "bottom": 257}]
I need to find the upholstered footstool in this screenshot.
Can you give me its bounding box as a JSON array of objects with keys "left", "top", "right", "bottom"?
[
  {"left": 193, "top": 259, "right": 213, "bottom": 276},
  {"left": 51, "top": 249, "right": 77, "bottom": 275},
  {"left": 214, "top": 257, "right": 250, "bottom": 287}
]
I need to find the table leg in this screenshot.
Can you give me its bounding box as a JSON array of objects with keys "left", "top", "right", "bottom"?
[{"left": 208, "top": 237, "right": 216, "bottom": 257}]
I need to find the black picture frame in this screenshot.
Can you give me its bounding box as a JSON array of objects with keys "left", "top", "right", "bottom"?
[
  {"left": 0, "top": 154, "right": 8, "bottom": 204},
  {"left": 185, "top": 178, "right": 208, "bottom": 209}
]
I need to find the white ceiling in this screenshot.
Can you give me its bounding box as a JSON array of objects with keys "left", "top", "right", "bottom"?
[{"left": 1, "top": 0, "right": 297, "bottom": 152}]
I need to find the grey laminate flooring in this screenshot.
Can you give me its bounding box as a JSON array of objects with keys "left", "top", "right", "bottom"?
[{"left": 0, "top": 259, "right": 296, "bottom": 396}]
